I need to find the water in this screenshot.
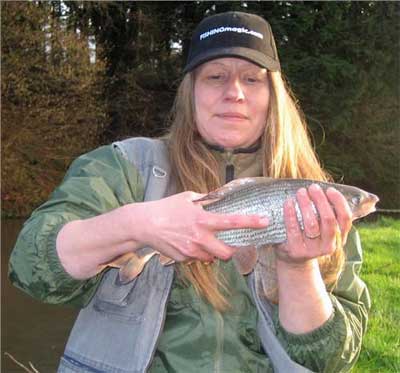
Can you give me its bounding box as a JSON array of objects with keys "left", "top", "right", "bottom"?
[{"left": 1, "top": 219, "right": 78, "bottom": 372}]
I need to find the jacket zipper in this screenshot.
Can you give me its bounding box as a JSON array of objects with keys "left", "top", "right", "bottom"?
[{"left": 225, "top": 150, "right": 234, "bottom": 183}]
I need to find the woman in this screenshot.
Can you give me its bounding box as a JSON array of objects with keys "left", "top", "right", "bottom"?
[{"left": 9, "top": 11, "right": 370, "bottom": 373}]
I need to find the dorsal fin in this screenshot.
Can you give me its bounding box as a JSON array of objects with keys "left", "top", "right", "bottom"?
[{"left": 194, "top": 177, "right": 273, "bottom": 204}]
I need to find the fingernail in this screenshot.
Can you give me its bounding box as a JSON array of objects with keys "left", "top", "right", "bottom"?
[
  {"left": 260, "top": 217, "right": 269, "bottom": 226},
  {"left": 310, "top": 183, "right": 322, "bottom": 191},
  {"left": 298, "top": 188, "right": 307, "bottom": 196}
]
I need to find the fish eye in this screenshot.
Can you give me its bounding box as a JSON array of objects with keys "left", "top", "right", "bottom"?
[{"left": 351, "top": 196, "right": 360, "bottom": 206}]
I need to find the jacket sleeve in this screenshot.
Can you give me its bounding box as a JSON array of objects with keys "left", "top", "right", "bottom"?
[
  {"left": 8, "top": 145, "right": 144, "bottom": 308},
  {"left": 272, "top": 227, "right": 371, "bottom": 373}
]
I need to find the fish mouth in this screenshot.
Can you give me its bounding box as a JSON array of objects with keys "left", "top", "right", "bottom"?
[{"left": 354, "top": 193, "right": 380, "bottom": 219}]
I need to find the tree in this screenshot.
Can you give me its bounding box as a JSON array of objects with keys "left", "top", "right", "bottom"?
[
  {"left": 1, "top": 2, "right": 106, "bottom": 216},
  {"left": 2, "top": 1, "right": 398, "bottom": 215},
  {"left": 263, "top": 2, "right": 400, "bottom": 207}
]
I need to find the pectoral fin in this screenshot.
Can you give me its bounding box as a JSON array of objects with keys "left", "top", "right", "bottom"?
[
  {"left": 232, "top": 245, "right": 258, "bottom": 275},
  {"left": 258, "top": 245, "right": 279, "bottom": 303},
  {"left": 106, "top": 252, "right": 137, "bottom": 269},
  {"left": 159, "top": 254, "right": 175, "bottom": 266},
  {"left": 119, "top": 251, "right": 157, "bottom": 284}
]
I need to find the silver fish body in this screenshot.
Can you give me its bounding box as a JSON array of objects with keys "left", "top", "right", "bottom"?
[
  {"left": 201, "top": 177, "right": 379, "bottom": 248},
  {"left": 109, "top": 177, "right": 379, "bottom": 282}
]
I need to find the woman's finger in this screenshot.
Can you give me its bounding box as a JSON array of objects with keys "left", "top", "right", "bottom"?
[
  {"left": 197, "top": 234, "right": 237, "bottom": 261},
  {"left": 158, "top": 245, "right": 192, "bottom": 262},
  {"left": 296, "top": 187, "right": 321, "bottom": 240},
  {"left": 187, "top": 191, "right": 208, "bottom": 201},
  {"left": 198, "top": 212, "right": 269, "bottom": 232},
  {"left": 279, "top": 198, "right": 306, "bottom": 260},
  {"left": 326, "top": 187, "right": 352, "bottom": 245},
  {"left": 167, "top": 228, "right": 215, "bottom": 261},
  {"left": 177, "top": 230, "right": 234, "bottom": 262},
  {"left": 308, "top": 184, "right": 337, "bottom": 255}
]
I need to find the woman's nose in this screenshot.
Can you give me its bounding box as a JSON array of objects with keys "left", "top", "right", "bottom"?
[{"left": 224, "top": 78, "right": 245, "bottom": 101}]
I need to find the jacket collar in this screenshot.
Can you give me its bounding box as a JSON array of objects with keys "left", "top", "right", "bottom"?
[
  {"left": 204, "top": 141, "right": 264, "bottom": 183},
  {"left": 204, "top": 141, "right": 261, "bottom": 155}
]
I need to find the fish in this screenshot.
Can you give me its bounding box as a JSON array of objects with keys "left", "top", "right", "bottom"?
[
  {"left": 201, "top": 177, "right": 378, "bottom": 245},
  {"left": 198, "top": 177, "right": 379, "bottom": 274},
  {"left": 107, "top": 177, "right": 379, "bottom": 283}
]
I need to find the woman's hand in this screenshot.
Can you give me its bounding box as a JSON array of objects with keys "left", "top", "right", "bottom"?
[
  {"left": 276, "top": 183, "right": 353, "bottom": 266},
  {"left": 134, "top": 191, "right": 268, "bottom": 263},
  {"left": 57, "top": 191, "right": 268, "bottom": 279},
  {"left": 274, "top": 184, "right": 353, "bottom": 334}
]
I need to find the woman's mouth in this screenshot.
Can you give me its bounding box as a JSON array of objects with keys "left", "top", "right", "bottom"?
[{"left": 216, "top": 112, "right": 249, "bottom": 121}]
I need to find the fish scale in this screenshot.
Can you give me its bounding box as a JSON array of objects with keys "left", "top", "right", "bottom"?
[
  {"left": 202, "top": 178, "right": 377, "bottom": 248},
  {"left": 204, "top": 182, "right": 292, "bottom": 247}
]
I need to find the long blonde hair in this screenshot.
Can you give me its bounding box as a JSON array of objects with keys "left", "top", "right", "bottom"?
[{"left": 167, "top": 71, "right": 344, "bottom": 311}]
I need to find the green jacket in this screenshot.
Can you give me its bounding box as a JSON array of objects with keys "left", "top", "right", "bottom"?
[{"left": 9, "top": 142, "right": 371, "bottom": 372}]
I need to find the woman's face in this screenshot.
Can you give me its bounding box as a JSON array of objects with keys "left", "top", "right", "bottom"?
[{"left": 194, "top": 57, "right": 270, "bottom": 149}]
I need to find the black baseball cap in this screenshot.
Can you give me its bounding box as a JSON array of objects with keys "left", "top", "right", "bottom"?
[{"left": 183, "top": 11, "right": 281, "bottom": 73}]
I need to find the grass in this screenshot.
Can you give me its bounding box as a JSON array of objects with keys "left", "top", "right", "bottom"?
[{"left": 352, "top": 217, "right": 400, "bottom": 373}]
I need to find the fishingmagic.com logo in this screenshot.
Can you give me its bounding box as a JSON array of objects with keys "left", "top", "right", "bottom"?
[{"left": 199, "top": 26, "right": 264, "bottom": 40}]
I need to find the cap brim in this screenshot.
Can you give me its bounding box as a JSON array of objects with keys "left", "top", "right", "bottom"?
[{"left": 183, "top": 47, "right": 281, "bottom": 73}]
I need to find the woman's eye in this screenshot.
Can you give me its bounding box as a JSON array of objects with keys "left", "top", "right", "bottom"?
[
  {"left": 245, "top": 76, "right": 260, "bottom": 83},
  {"left": 207, "top": 74, "right": 224, "bottom": 80}
]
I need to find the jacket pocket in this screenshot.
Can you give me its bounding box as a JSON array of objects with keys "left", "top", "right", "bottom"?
[
  {"left": 92, "top": 268, "right": 143, "bottom": 322},
  {"left": 58, "top": 354, "right": 107, "bottom": 373}
]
